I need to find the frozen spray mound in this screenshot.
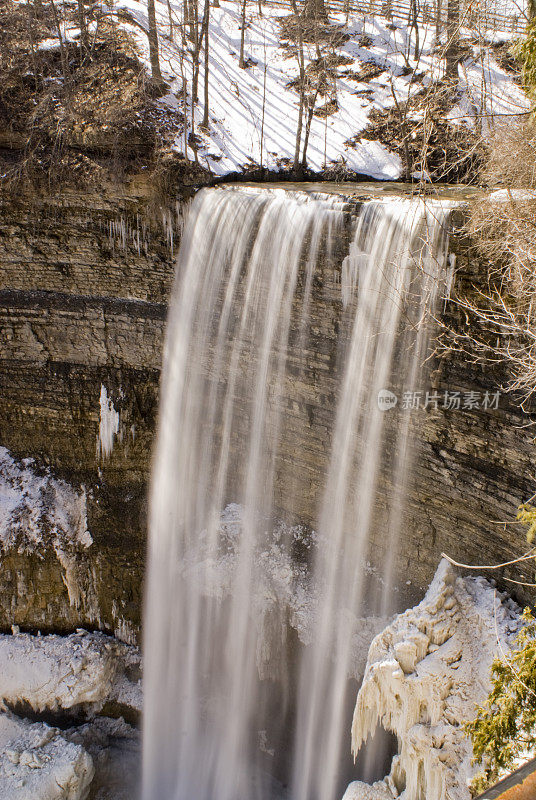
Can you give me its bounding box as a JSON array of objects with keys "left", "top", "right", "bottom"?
[
  {"left": 181, "top": 503, "right": 318, "bottom": 678},
  {"left": 345, "top": 559, "right": 521, "bottom": 800},
  {"left": 181, "top": 504, "right": 389, "bottom": 680}
]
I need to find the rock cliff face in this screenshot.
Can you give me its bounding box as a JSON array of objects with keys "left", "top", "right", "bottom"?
[
  {"left": 0, "top": 184, "right": 178, "bottom": 640},
  {"left": 0, "top": 186, "right": 534, "bottom": 642}
]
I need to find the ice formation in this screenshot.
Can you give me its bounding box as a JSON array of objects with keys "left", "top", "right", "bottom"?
[
  {"left": 179, "top": 503, "right": 318, "bottom": 677},
  {"left": 177, "top": 503, "right": 385, "bottom": 684},
  {"left": 0, "top": 712, "right": 94, "bottom": 800},
  {"left": 97, "top": 386, "right": 120, "bottom": 461},
  {"left": 0, "top": 630, "right": 141, "bottom": 716},
  {"left": 344, "top": 559, "right": 521, "bottom": 800}
]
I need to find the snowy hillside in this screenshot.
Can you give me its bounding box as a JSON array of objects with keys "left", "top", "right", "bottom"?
[{"left": 109, "top": 0, "right": 529, "bottom": 179}]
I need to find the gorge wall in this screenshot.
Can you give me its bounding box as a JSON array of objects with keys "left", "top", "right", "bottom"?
[{"left": 0, "top": 185, "right": 534, "bottom": 643}]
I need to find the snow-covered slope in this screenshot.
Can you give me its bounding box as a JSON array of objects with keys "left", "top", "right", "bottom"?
[
  {"left": 344, "top": 559, "right": 521, "bottom": 800},
  {"left": 111, "top": 0, "right": 528, "bottom": 178}
]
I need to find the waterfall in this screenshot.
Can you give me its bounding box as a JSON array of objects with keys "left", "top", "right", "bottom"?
[{"left": 142, "top": 186, "right": 453, "bottom": 800}]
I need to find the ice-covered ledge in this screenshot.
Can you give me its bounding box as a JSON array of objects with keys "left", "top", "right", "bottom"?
[{"left": 344, "top": 559, "right": 522, "bottom": 800}]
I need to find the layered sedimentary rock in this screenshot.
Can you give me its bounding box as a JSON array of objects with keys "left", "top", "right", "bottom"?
[
  {"left": 0, "top": 186, "right": 178, "bottom": 640},
  {"left": 0, "top": 186, "right": 534, "bottom": 642}
]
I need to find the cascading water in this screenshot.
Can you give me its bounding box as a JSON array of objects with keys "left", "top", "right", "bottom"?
[
  {"left": 292, "top": 199, "right": 451, "bottom": 800},
  {"left": 142, "top": 186, "right": 453, "bottom": 800}
]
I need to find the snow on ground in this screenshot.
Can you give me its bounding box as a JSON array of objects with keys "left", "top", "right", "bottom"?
[
  {"left": 0, "top": 629, "right": 141, "bottom": 716},
  {"left": 0, "top": 711, "right": 140, "bottom": 800},
  {"left": 0, "top": 712, "right": 94, "bottom": 800},
  {"left": 64, "top": 717, "right": 140, "bottom": 800},
  {"left": 344, "top": 558, "right": 522, "bottom": 800},
  {"left": 449, "top": 48, "right": 528, "bottom": 131},
  {"left": 488, "top": 187, "right": 536, "bottom": 200},
  {"left": 0, "top": 629, "right": 141, "bottom": 799},
  {"left": 109, "top": 0, "right": 528, "bottom": 178}
]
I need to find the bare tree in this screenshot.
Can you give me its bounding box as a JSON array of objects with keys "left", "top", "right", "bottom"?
[
  {"left": 77, "top": 0, "right": 89, "bottom": 56},
  {"left": 166, "top": 0, "right": 175, "bottom": 40},
  {"left": 301, "top": 83, "right": 319, "bottom": 166},
  {"left": 260, "top": 32, "right": 267, "bottom": 168},
  {"left": 49, "top": 0, "right": 70, "bottom": 85},
  {"left": 290, "top": 0, "right": 305, "bottom": 172}
]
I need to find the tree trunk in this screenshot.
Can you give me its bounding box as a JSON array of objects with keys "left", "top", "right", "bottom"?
[
  {"left": 239, "top": 0, "right": 247, "bottom": 68},
  {"left": 50, "top": 0, "right": 70, "bottom": 86},
  {"left": 294, "top": 92, "right": 304, "bottom": 173},
  {"left": 166, "top": 0, "right": 174, "bottom": 40},
  {"left": 301, "top": 88, "right": 319, "bottom": 167},
  {"left": 192, "top": 1, "right": 209, "bottom": 106},
  {"left": 260, "top": 48, "right": 267, "bottom": 168},
  {"left": 410, "top": 0, "right": 419, "bottom": 60},
  {"left": 147, "top": 0, "right": 163, "bottom": 83},
  {"left": 202, "top": 0, "right": 210, "bottom": 128},
  {"left": 77, "top": 0, "right": 89, "bottom": 56},
  {"left": 291, "top": 0, "right": 305, "bottom": 173},
  {"left": 444, "top": 0, "right": 460, "bottom": 80},
  {"left": 435, "top": 0, "right": 442, "bottom": 43}
]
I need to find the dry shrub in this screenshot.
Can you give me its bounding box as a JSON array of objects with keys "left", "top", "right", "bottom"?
[
  {"left": 349, "top": 79, "right": 483, "bottom": 183},
  {"left": 481, "top": 120, "right": 536, "bottom": 188},
  {"left": 0, "top": 0, "right": 183, "bottom": 192},
  {"left": 459, "top": 120, "right": 536, "bottom": 398}
]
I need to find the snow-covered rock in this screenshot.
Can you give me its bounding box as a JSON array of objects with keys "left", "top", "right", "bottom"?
[
  {"left": 0, "top": 630, "right": 141, "bottom": 716},
  {"left": 0, "top": 447, "right": 92, "bottom": 609},
  {"left": 345, "top": 559, "right": 521, "bottom": 800},
  {"left": 0, "top": 712, "right": 94, "bottom": 800}
]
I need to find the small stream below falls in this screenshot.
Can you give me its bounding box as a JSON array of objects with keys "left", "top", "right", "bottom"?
[{"left": 142, "top": 184, "right": 460, "bottom": 800}]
